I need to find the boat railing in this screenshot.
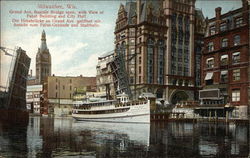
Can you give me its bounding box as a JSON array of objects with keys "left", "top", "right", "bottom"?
[
  {"left": 115, "top": 101, "right": 147, "bottom": 107},
  {"left": 73, "top": 100, "right": 148, "bottom": 109}
]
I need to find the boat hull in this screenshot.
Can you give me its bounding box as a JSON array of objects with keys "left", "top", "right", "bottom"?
[{"left": 72, "top": 113, "right": 150, "bottom": 123}]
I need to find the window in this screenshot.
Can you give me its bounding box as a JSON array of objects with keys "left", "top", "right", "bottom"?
[
  {"left": 130, "top": 77, "right": 134, "bottom": 84},
  {"left": 172, "top": 13, "right": 177, "bottom": 25},
  {"left": 56, "top": 92, "right": 57, "bottom": 98},
  {"left": 139, "top": 38, "right": 142, "bottom": 43},
  {"left": 208, "top": 42, "right": 214, "bottom": 52},
  {"left": 129, "top": 29, "right": 135, "bottom": 36},
  {"left": 220, "top": 22, "right": 227, "bottom": 32},
  {"left": 130, "top": 49, "right": 135, "bottom": 54},
  {"left": 139, "top": 76, "right": 141, "bottom": 83},
  {"left": 121, "top": 42, "right": 126, "bottom": 55},
  {"left": 120, "top": 32, "right": 126, "bottom": 39},
  {"left": 221, "top": 38, "right": 228, "bottom": 48},
  {"left": 130, "top": 58, "right": 135, "bottom": 65},
  {"left": 206, "top": 58, "right": 214, "bottom": 68},
  {"left": 147, "top": 38, "right": 154, "bottom": 83},
  {"left": 178, "top": 56, "right": 182, "bottom": 62},
  {"left": 139, "top": 57, "right": 142, "bottom": 64},
  {"left": 130, "top": 39, "right": 135, "bottom": 45},
  {"left": 235, "top": 17, "right": 243, "bottom": 28},
  {"left": 70, "top": 79, "right": 72, "bottom": 83},
  {"left": 233, "top": 69, "right": 240, "bottom": 81},
  {"left": 172, "top": 79, "right": 177, "bottom": 85},
  {"left": 184, "top": 67, "right": 189, "bottom": 76},
  {"left": 232, "top": 52, "right": 240, "bottom": 63},
  {"left": 220, "top": 70, "right": 228, "bottom": 83},
  {"left": 158, "top": 40, "right": 165, "bottom": 84},
  {"left": 70, "top": 85, "right": 72, "bottom": 90},
  {"left": 63, "top": 85, "right": 65, "bottom": 90},
  {"left": 205, "top": 72, "right": 213, "bottom": 85},
  {"left": 56, "top": 84, "right": 57, "bottom": 90},
  {"left": 232, "top": 89, "right": 240, "bottom": 102},
  {"left": 171, "top": 63, "right": 177, "bottom": 75},
  {"left": 233, "top": 35, "right": 240, "bottom": 46},
  {"left": 130, "top": 67, "right": 135, "bottom": 74},
  {"left": 209, "top": 25, "right": 216, "bottom": 35},
  {"left": 220, "top": 54, "right": 228, "bottom": 65},
  {"left": 139, "top": 66, "right": 141, "bottom": 74}
]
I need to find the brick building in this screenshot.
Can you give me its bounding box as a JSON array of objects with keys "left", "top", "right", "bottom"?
[
  {"left": 42, "top": 75, "right": 96, "bottom": 116},
  {"left": 201, "top": 0, "right": 249, "bottom": 118},
  {"left": 113, "top": 0, "right": 205, "bottom": 104}
]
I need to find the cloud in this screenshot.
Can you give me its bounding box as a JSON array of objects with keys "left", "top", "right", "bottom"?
[
  {"left": 50, "top": 42, "right": 88, "bottom": 68},
  {"left": 55, "top": 52, "right": 101, "bottom": 77}
]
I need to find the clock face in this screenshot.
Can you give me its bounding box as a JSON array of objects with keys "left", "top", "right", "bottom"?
[{"left": 43, "top": 53, "right": 48, "bottom": 59}]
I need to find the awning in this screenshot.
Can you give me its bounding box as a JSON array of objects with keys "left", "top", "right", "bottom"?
[
  {"left": 220, "top": 54, "right": 228, "bottom": 59},
  {"left": 206, "top": 57, "right": 214, "bottom": 63},
  {"left": 233, "top": 52, "right": 240, "bottom": 56},
  {"left": 221, "top": 70, "right": 228, "bottom": 75},
  {"left": 205, "top": 72, "right": 213, "bottom": 80}
]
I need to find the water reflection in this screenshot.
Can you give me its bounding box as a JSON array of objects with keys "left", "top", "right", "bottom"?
[{"left": 0, "top": 117, "right": 249, "bottom": 157}]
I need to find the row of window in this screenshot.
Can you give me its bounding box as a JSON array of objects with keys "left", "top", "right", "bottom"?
[
  {"left": 209, "top": 17, "right": 243, "bottom": 35},
  {"left": 206, "top": 52, "right": 240, "bottom": 68},
  {"left": 26, "top": 94, "right": 40, "bottom": 99},
  {"left": 55, "top": 92, "right": 72, "bottom": 99},
  {"left": 208, "top": 35, "right": 240, "bottom": 52},
  {"left": 206, "top": 68, "right": 241, "bottom": 84},
  {"left": 56, "top": 85, "right": 72, "bottom": 91},
  {"left": 55, "top": 78, "right": 72, "bottom": 83},
  {"left": 220, "top": 69, "right": 240, "bottom": 82},
  {"left": 147, "top": 38, "right": 165, "bottom": 84}
]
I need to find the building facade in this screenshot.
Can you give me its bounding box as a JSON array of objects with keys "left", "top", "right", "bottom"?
[
  {"left": 42, "top": 75, "right": 96, "bottom": 116},
  {"left": 36, "top": 30, "right": 51, "bottom": 84},
  {"left": 201, "top": 1, "right": 249, "bottom": 118},
  {"left": 26, "top": 84, "right": 43, "bottom": 114},
  {"left": 114, "top": 0, "right": 205, "bottom": 104},
  {"left": 96, "top": 51, "right": 116, "bottom": 99}
]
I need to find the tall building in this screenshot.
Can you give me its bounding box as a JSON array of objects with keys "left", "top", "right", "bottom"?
[
  {"left": 114, "top": 0, "right": 205, "bottom": 104},
  {"left": 36, "top": 30, "right": 51, "bottom": 84},
  {"left": 200, "top": 0, "right": 249, "bottom": 118}
]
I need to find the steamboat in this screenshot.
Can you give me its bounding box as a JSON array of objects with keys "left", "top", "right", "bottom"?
[{"left": 72, "top": 93, "right": 150, "bottom": 123}]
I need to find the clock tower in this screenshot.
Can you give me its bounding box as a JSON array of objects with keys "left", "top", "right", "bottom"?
[{"left": 36, "top": 30, "right": 51, "bottom": 84}]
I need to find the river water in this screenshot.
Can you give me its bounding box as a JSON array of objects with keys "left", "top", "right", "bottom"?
[{"left": 0, "top": 116, "right": 249, "bottom": 158}]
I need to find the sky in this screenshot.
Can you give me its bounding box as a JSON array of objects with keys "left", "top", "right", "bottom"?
[{"left": 0, "top": 0, "right": 242, "bottom": 87}]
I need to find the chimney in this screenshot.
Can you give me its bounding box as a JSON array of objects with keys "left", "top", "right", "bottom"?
[
  {"left": 242, "top": 0, "right": 248, "bottom": 9},
  {"left": 137, "top": 0, "right": 141, "bottom": 24},
  {"left": 215, "top": 7, "right": 221, "bottom": 20},
  {"left": 241, "top": 0, "right": 248, "bottom": 24}
]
